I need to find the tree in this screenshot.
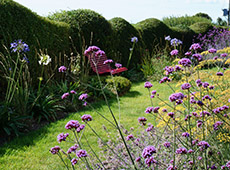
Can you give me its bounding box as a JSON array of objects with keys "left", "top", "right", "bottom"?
[{"left": 194, "top": 12, "right": 212, "bottom": 21}]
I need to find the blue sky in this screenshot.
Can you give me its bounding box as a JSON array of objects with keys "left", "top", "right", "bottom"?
[{"left": 14, "top": 0, "right": 228, "bottom": 23}]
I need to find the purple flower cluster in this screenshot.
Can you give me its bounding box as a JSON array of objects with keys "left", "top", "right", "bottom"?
[
  {"left": 185, "top": 51, "right": 192, "bottom": 56},
  {"left": 197, "top": 141, "right": 210, "bottom": 151},
  {"left": 200, "top": 110, "right": 211, "bottom": 117},
  {"left": 164, "top": 142, "right": 171, "bottom": 148},
  {"left": 57, "top": 133, "right": 69, "bottom": 143},
  {"left": 189, "top": 43, "right": 202, "bottom": 51},
  {"left": 84, "top": 46, "right": 100, "bottom": 57},
  {"left": 202, "top": 95, "right": 212, "bottom": 101},
  {"left": 144, "top": 81, "right": 153, "bottom": 88},
  {"left": 50, "top": 146, "right": 60, "bottom": 154},
  {"left": 61, "top": 92, "right": 69, "bottom": 99},
  {"left": 164, "top": 66, "right": 175, "bottom": 75},
  {"left": 76, "top": 149, "right": 88, "bottom": 158},
  {"left": 170, "top": 49, "right": 178, "bottom": 56},
  {"left": 126, "top": 134, "right": 134, "bottom": 141},
  {"left": 10, "top": 39, "right": 30, "bottom": 53},
  {"left": 221, "top": 53, "right": 228, "bottom": 57},
  {"left": 159, "top": 77, "right": 171, "bottom": 84},
  {"left": 67, "top": 144, "right": 78, "bottom": 154},
  {"left": 145, "top": 156, "right": 157, "bottom": 167},
  {"left": 71, "top": 158, "right": 78, "bottom": 165},
  {"left": 146, "top": 124, "right": 154, "bottom": 132},
  {"left": 208, "top": 48, "right": 217, "bottom": 53},
  {"left": 197, "top": 120, "right": 203, "bottom": 128},
  {"left": 76, "top": 124, "right": 85, "bottom": 133},
  {"left": 81, "top": 114, "right": 92, "bottom": 122},
  {"left": 115, "top": 63, "right": 122, "bottom": 68},
  {"left": 65, "top": 120, "right": 80, "bottom": 130},
  {"left": 181, "top": 83, "right": 191, "bottom": 90},
  {"left": 58, "top": 66, "right": 67, "bottom": 72},
  {"left": 216, "top": 72, "right": 224, "bottom": 76},
  {"left": 178, "top": 58, "right": 192, "bottom": 67},
  {"left": 169, "top": 92, "right": 185, "bottom": 104},
  {"left": 78, "top": 93, "right": 88, "bottom": 101},
  {"left": 182, "top": 132, "right": 190, "bottom": 138},
  {"left": 145, "top": 107, "right": 154, "bottom": 113},
  {"left": 103, "top": 59, "right": 113, "bottom": 65},
  {"left": 213, "top": 105, "right": 229, "bottom": 114},
  {"left": 142, "top": 146, "right": 156, "bottom": 158},
  {"left": 167, "top": 165, "right": 177, "bottom": 170},
  {"left": 192, "top": 53, "right": 202, "bottom": 61},
  {"left": 213, "top": 121, "right": 223, "bottom": 130},
  {"left": 138, "top": 117, "right": 147, "bottom": 125},
  {"left": 176, "top": 147, "right": 187, "bottom": 154},
  {"left": 167, "top": 112, "right": 175, "bottom": 118}
]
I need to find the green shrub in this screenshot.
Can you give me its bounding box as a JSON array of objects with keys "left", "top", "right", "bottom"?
[
  {"left": 48, "top": 9, "right": 113, "bottom": 56},
  {"left": 109, "top": 17, "right": 143, "bottom": 68},
  {"left": 162, "top": 15, "right": 211, "bottom": 28},
  {"left": 134, "top": 18, "right": 171, "bottom": 54},
  {"left": 106, "top": 76, "right": 131, "bottom": 96},
  {"left": 0, "top": 0, "right": 70, "bottom": 85},
  {"left": 189, "top": 22, "right": 213, "bottom": 34}
]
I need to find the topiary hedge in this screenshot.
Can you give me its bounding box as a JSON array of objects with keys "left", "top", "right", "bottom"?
[
  {"left": 48, "top": 9, "right": 113, "bottom": 56},
  {"left": 189, "top": 22, "right": 213, "bottom": 34},
  {"left": 109, "top": 17, "right": 144, "bottom": 68},
  {"left": 0, "top": 0, "right": 70, "bottom": 84},
  {"left": 134, "top": 18, "right": 171, "bottom": 54}
]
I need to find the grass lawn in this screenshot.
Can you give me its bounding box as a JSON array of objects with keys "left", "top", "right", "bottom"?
[{"left": 0, "top": 81, "right": 175, "bottom": 170}]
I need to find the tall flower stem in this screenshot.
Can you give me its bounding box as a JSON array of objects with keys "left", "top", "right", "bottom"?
[{"left": 94, "top": 67, "right": 138, "bottom": 170}]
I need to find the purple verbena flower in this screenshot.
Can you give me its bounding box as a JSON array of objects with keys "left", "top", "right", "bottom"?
[
  {"left": 103, "top": 59, "right": 113, "bottom": 65},
  {"left": 145, "top": 107, "right": 154, "bottom": 114},
  {"left": 189, "top": 43, "right": 202, "bottom": 51},
  {"left": 153, "top": 106, "right": 160, "bottom": 113},
  {"left": 221, "top": 53, "right": 228, "bottom": 57},
  {"left": 71, "top": 158, "right": 78, "bottom": 165},
  {"left": 192, "top": 54, "right": 202, "bottom": 61},
  {"left": 185, "top": 51, "right": 192, "bottom": 56},
  {"left": 170, "top": 49, "right": 178, "bottom": 56},
  {"left": 81, "top": 114, "right": 92, "bottom": 122},
  {"left": 181, "top": 83, "right": 191, "bottom": 90},
  {"left": 76, "top": 150, "right": 88, "bottom": 158},
  {"left": 126, "top": 134, "right": 134, "bottom": 141},
  {"left": 197, "top": 141, "right": 210, "bottom": 151},
  {"left": 208, "top": 48, "right": 217, "bottom": 53},
  {"left": 70, "top": 90, "right": 77, "bottom": 94},
  {"left": 65, "top": 120, "right": 80, "bottom": 130},
  {"left": 168, "top": 112, "right": 174, "bottom": 118},
  {"left": 79, "top": 93, "right": 88, "bottom": 101},
  {"left": 202, "top": 95, "right": 212, "bottom": 101},
  {"left": 62, "top": 92, "right": 69, "bottom": 99},
  {"left": 146, "top": 124, "right": 154, "bottom": 132},
  {"left": 159, "top": 77, "right": 171, "bottom": 84},
  {"left": 216, "top": 72, "right": 224, "bottom": 76},
  {"left": 145, "top": 156, "right": 157, "bottom": 167},
  {"left": 58, "top": 66, "right": 67, "bottom": 72},
  {"left": 164, "top": 142, "right": 171, "bottom": 148},
  {"left": 50, "top": 146, "right": 60, "bottom": 154},
  {"left": 131, "top": 37, "right": 138, "bottom": 43},
  {"left": 57, "top": 133, "right": 69, "bottom": 143},
  {"left": 84, "top": 46, "right": 100, "bottom": 56},
  {"left": 169, "top": 92, "right": 185, "bottom": 103},
  {"left": 213, "top": 121, "right": 223, "bottom": 130},
  {"left": 178, "top": 58, "right": 192, "bottom": 67},
  {"left": 142, "top": 146, "right": 156, "bottom": 158},
  {"left": 182, "top": 132, "right": 190, "bottom": 138},
  {"left": 138, "top": 117, "right": 147, "bottom": 125},
  {"left": 67, "top": 144, "right": 78, "bottom": 154},
  {"left": 76, "top": 124, "right": 85, "bottom": 133},
  {"left": 144, "top": 81, "right": 153, "bottom": 88},
  {"left": 176, "top": 147, "right": 187, "bottom": 154},
  {"left": 115, "top": 63, "right": 122, "bottom": 68}
]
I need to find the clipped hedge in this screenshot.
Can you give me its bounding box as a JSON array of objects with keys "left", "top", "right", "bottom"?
[
  {"left": 109, "top": 17, "right": 144, "bottom": 67},
  {"left": 48, "top": 9, "right": 113, "bottom": 55},
  {"left": 189, "top": 22, "right": 213, "bottom": 34},
  {"left": 134, "top": 18, "right": 171, "bottom": 54},
  {"left": 0, "top": 0, "right": 70, "bottom": 83}
]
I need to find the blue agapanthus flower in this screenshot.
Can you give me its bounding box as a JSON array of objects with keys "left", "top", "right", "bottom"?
[
  {"left": 170, "top": 38, "right": 182, "bottom": 46},
  {"left": 131, "top": 37, "right": 138, "bottom": 43},
  {"left": 10, "top": 39, "right": 29, "bottom": 53}
]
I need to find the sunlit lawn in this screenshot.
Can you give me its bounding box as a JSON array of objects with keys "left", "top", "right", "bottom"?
[{"left": 0, "top": 81, "right": 175, "bottom": 170}]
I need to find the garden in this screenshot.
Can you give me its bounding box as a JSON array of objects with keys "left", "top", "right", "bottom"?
[{"left": 1, "top": 0, "right": 230, "bottom": 169}]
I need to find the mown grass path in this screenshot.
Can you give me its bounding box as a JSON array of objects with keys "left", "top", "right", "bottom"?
[{"left": 0, "top": 81, "right": 174, "bottom": 170}]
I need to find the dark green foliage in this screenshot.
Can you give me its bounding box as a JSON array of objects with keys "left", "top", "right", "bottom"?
[
  {"left": 48, "top": 9, "right": 113, "bottom": 56},
  {"left": 109, "top": 17, "right": 143, "bottom": 67},
  {"left": 0, "top": 0, "right": 70, "bottom": 84},
  {"left": 193, "top": 13, "right": 212, "bottom": 21},
  {"left": 171, "top": 27, "right": 195, "bottom": 51},
  {"left": 134, "top": 18, "right": 171, "bottom": 54},
  {"left": 106, "top": 76, "right": 131, "bottom": 96},
  {"left": 189, "top": 22, "right": 213, "bottom": 34}
]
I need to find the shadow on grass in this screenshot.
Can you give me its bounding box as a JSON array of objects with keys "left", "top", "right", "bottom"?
[{"left": 0, "top": 81, "right": 143, "bottom": 156}]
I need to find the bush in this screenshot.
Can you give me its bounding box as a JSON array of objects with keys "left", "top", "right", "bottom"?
[
  {"left": 0, "top": 0, "right": 70, "bottom": 84},
  {"left": 163, "top": 15, "right": 211, "bottom": 28},
  {"left": 106, "top": 76, "right": 131, "bottom": 96},
  {"left": 134, "top": 18, "right": 171, "bottom": 54},
  {"left": 48, "top": 9, "right": 113, "bottom": 56},
  {"left": 189, "top": 22, "right": 213, "bottom": 34},
  {"left": 109, "top": 17, "right": 143, "bottom": 68}
]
